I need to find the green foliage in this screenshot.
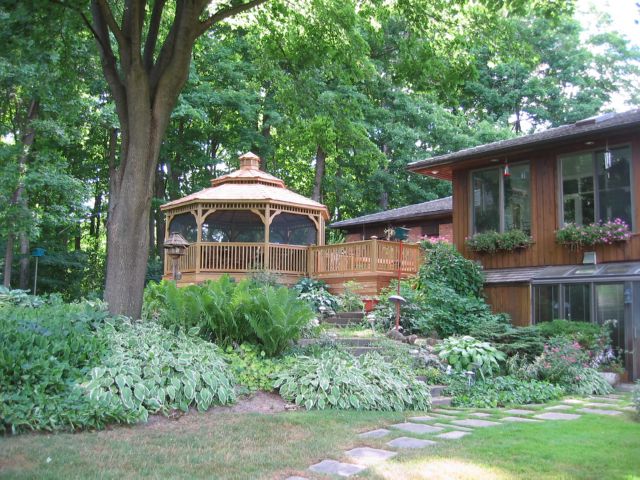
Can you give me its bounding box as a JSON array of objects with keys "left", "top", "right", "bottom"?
[
  {"left": 535, "top": 320, "right": 608, "bottom": 355},
  {"left": 446, "top": 375, "right": 565, "bottom": 408},
  {"left": 371, "top": 281, "right": 430, "bottom": 334},
  {"left": 465, "top": 229, "right": 533, "bottom": 253},
  {"left": 417, "top": 240, "right": 484, "bottom": 297},
  {"left": 633, "top": 381, "right": 640, "bottom": 417},
  {"left": 84, "top": 320, "right": 236, "bottom": 420},
  {"left": 273, "top": 350, "right": 431, "bottom": 411},
  {"left": 337, "top": 281, "right": 364, "bottom": 312},
  {"left": 143, "top": 277, "right": 314, "bottom": 356},
  {"left": 468, "top": 319, "right": 545, "bottom": 359},
  {"left": 223, "top": 344, "right": 289, "bottom": 393},
  {"left": 293, "top": 277, "right": 339, "bottom": 314},
  {"left": 435, "top": 336, "right": 506, "bottom": 379},
  {"left": 556, "top": 220, "right": 631, "bottom": 249},
  {"left": 0, "top": 300, "right": 135, "bottom": 433},
  {"left": 0, "top": 286, "right": 47, "bottom": 307}
]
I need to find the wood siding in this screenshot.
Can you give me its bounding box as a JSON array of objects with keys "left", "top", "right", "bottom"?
[
  {"left": 453, "top": 132, "right": 640, "bottom": 269},
  {"left": 484, "top": 284, "right": 531, "bottom": 327}
]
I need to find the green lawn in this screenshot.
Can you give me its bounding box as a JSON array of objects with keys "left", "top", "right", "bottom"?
[{"left": 1, "top": 403, "right": 638, "bottom": 480}]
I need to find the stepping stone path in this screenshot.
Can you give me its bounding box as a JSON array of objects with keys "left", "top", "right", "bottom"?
[
  {"left": 576, "top": 408, "right": 623, "bottom": 416},
  {"left": 436, "top": 430, "right": 470, "bottom": 440},
  {"left": 309, "top": 460, "right": 366, "bottom": 477},
  {"left": 345, "top": 447, "right": 397, "bottom": 465},
  {"left": 387, "top": 437, "right": 437, "bottom": 449},
  {"left": 390, "top": 422, "right": 443, "bottom": 434},
  {"left": 534, "top": 412, "right": 581, "bottom": 420},
  {"left": 299, "top": 393, "right": 631, "bottom": 478},
  {"left": 452, "top": 419, "right": 502, "bottom": 428},
  {"left": 358, "top": 428, "right": 390, "bottom": 439},
  {"left": 504, "top": 409, "right": 535, "bottom": 415}
]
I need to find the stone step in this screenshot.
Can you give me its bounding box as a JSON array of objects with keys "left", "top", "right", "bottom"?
[
  {"left": 432, "top": 396, "right": 453, "bottom": 407},
  {"left": 429, "top": 384, "right": 447, "bottom": 398},
  {"left": 346, "top": 346, "right": 384, "bottom": 356}
]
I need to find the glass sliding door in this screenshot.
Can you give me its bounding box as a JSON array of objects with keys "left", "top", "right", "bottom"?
[
  {"left": 563, "top": 284, "right": 591, "bottom": 322},
  {"left": 595, "top": 283, "right": 625, "bottom": 357}
]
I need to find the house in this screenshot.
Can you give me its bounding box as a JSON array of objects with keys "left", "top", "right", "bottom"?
[
  {"left": 329, "top": 197, "right": 453, "bottom": 243},
  {"left": 408, "top": 109, "right": 640, "bottom": 380},
  {"left": 160, "top": 152, "right": 422, "bottom": 297}
]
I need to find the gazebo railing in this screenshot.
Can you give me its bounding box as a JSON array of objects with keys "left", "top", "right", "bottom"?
[{"left": 164, "top": 239, "right": 422, "bottom": 278}]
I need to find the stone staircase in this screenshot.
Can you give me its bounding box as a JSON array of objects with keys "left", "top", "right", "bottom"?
[{"left": 322, "top": 312, "right": 365, "bottom": 328}]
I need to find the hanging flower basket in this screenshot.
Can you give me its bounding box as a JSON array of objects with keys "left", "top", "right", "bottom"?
[
  {"left": 555, "top": 219, "right": 631, "bottom": 250},
  {"left": 465, "top": 229, "right": 533, "bottom": 254}
]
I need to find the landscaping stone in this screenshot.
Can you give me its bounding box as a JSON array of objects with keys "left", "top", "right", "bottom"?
[
  {"left": 502, "top": 416, "right": 543, "bottom": 423},
  {"left": 562, "top": 399, "right": 584, "bottom": 404},
  {"left": 584, "top": 402, "right": 621, "bottom": 408},
  {"left": 409, "top": 415, "right": 437, "bottom": 422},
  {"left": 436, "top": 430, "right": 470, "bottom": 440},
  {"left": 432, "top": 413, "right": 457, "bottom": 419},
  {"left": 390, "top": 422, "right": 444, "bottom": 434},
  {"left": 452, "top": 419, "right": 501, "bottom": 428},
  {"left": 469, "top": 412, "right": 492, "bottom": 418},
  {"left": 387, "top": 437, "right": 437, "bottom": 449},
  {"left": 621, "top": 406, "right": 636, "bottom": 412},
  {"left": 285, "top": 477, "right": 309, "bottom": 480},
  {"left": 345, "top": 447, "right": 397, "bottom": 465},
  {"left": 533, "top": 412, "right": 581, "bottom": 420},
  {"left": 434, "top": 423, "right": 473, "bottom": 431},
  {"left": 504, "top": 409, "right": 535, "bottom": 415},
  {"left": 308, "top": 460, "right": 366, "bottom": 477},
  {"left": 576, "top": 408, "right": 623, "bottom": 416},
  {"left": 434, "top": 409, "right": 461, "bottom": 415},
  {"left": 358, "top": 428, "right": 391, "bottom": 439},
  {"left": 544, "top": 405, "right": 572, "bottom": 410}
]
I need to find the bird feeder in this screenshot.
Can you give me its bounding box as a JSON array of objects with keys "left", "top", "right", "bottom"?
[
  {"left": 394, "top": 227, "right": 410, "bottom": 241},
  {"left": 163, "top": 232, "right": 189, "bottom": 282}
]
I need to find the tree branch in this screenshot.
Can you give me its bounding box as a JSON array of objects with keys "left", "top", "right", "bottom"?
[
  {"left": 95, "top": 0, "right": 127, "bottom": 47},
  {"left": 143, "top": 0, "right": 166, "bottom": 71},
  {"left": 197, "top": 0, "right": 269, "bottom": 37}
]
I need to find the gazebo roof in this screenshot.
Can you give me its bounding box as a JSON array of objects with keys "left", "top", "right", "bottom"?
[{"left": 161, "top": 152, "right": 329, "bottom": 219}]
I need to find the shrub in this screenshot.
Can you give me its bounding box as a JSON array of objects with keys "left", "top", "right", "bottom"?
[
  {"left": 446, "top": 375, "right": 564, "bottom": 408},
  {"left": 293, "top": 277, "right": 339, "bottom": 314},
  {"left": 143, "top": 277, "right": 314, "bottom": 356},
  {"left": 468, "top": 319, "right": 545, "bottom": 359},
  {"left": 337, "top": 281, "right": 364, "bottom": 312},
  {"left": 84, "top": 319, "right": 236, "bottom": 421},
  {"left": 371, "top": 281, "right": 430, "bottom": 334},
  {"left": 556, "top": 219, "right": 631, "bottom": 249},
  {"left": 535, "top": 319, "right": 609, "bottom": 358},
  {"left": 417, "top": 240, "right": 484, "bottom": 297},
  {"left": 465, "top": 229, "right": 533, "bottom": 254},
  {"left": 435, "top": 336, "right": 506, "bottom": 379},
  {"left": 0, "top": 301, "right": 136, "bottom": 433},
  {"left": 273, "top": 350, "right": 431, "bottom": 411}
]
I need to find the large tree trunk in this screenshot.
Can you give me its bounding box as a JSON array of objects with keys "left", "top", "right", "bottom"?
[
  {"left": 312, "top": 145, "right": 326, "bottom": 202},
  {"left": 3, "top": 98, "right": 38, "bottom": 288},
  {"left": 19, "top": 234, "right": 29, "bottom": 290}
]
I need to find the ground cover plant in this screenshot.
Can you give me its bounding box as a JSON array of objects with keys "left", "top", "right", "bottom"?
[
  {"left": 434, "top": 335, "right": 506, "bottom": 379},
  {"left": 143, "top": 277, "right": 314, "bottom": 356},
  {"left": 293, "top": 277, "right": 339, "bottom": 315},
  {"left": 273, "top": 350, "right": 431, "bottom": 411},
  {"left": 223, "top": 343, "right": 290, "bottom": 393}
]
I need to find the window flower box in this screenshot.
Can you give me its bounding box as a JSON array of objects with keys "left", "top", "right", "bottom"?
[
  {"left": 465, "top": 229, "right": 533, "bottom": 254},
  {"left": 555, "top": 219, "right": 631, "bottom": 250}
]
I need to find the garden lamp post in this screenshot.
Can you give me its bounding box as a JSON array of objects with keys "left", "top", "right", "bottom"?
[
  {"left": 163, "top": 233, "right": 189, "bottom": 283},
  {"left": 392, "top": 227, "right": 410, "bottom": 331}
]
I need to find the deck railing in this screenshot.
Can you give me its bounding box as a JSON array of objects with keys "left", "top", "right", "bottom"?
[{"left": 164, "top": 239, "right": 421, "bottom": 277}]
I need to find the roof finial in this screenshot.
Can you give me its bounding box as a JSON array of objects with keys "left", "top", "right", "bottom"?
[{"left": 239, "top": 152, "right": 261, "bottom": 170}]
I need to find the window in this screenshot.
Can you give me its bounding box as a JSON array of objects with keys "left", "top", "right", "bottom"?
[
  {"left": 471, "top": 163, "right": 531, "bottom": 234},
  {"left": 560, "top": 146, "right": 633, "bottom": 229},
  {"left": 201, "top": 210, "right": 265, "bottom": 242},
  {"left": 169, "top": 213, "right": 198, "bottom": 243},
  {"left": 534, "top": 283, "right": 591, "bottom": 323}
]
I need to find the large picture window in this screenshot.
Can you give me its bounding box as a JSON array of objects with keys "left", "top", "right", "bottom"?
[
  {"left": 560, "top": 146, "right": 633, "bottom": 229},
  {"left": 471, "top": 163, "right": 531, "bottom": 234}
]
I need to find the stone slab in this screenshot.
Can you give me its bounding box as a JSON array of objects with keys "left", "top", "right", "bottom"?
[
  {"left": 436, "top": 430, "right": 471, "bottom": 440},
  {"left": 562, "top": 399, "right": 584, "bottom": 404},
  {"left": 503, "top": 409, "right": 535, "bottom": 415},
  {"left": 576, "top": 408, "right": 623, "bottom": 416},
  {"left": 502, "top": 416, "right": 543, "bottom": 423},
  {"left": 533, "top": 412, "right": 581, "bottom": 420},
  {"left": 390, "top": 422, "right": 443, "bottom": 434},
  {"left": 358, "top": 428, "right": 390, "bottom": 439},
  {"left": 544, "top": 405, "right": 572, "bottom": 410},
  {"left": 583, "top": 402, "right": 621, "bottom": 408},
  {"left": 308, "top": 460, "right": 366, "bottom": 477},
  {"left": 434, "top": 423, "right": 473, "bottom": 432},
  {"left": 432, "top": 413, "right": 457, "bottom": 419},
  {"left": 409, "top": 415, "right": 437, "bottom": 422},
  {"left": 285, "top": 477, "right": 310, "bottom": 480},
  {"left": 621, "top": 406, "right": 637, "bottom": 412},
  {"left": 451, "top": 419, "right": 501, "bottom": 428},
  {"left": 387, "top": 437, "right": 437, "bottom": 449},
  {"left": 434, "top": 409, "right": 461, "bottom": 415},
  {"left": 469, "top": 412, "right": 492, "bottom": 418},
  {"left": 345, "top": 447, "right": 397, "bottom": 465}
]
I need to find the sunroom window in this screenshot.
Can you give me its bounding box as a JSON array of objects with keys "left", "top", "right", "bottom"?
[
  {"left": 560, "top": 146, "right": 633, "bottom": 229},
  {"left": 471, "top": 163, "right": 531, "bottom": 234}
]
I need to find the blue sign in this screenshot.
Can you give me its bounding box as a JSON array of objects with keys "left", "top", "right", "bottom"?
[{"left": 31, "top": 248, "right": 46, "bottom": 257}]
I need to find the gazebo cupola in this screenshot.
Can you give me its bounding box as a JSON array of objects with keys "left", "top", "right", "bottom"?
[{"left": 160, "top": 152, "right": 329, "bottom": 284}]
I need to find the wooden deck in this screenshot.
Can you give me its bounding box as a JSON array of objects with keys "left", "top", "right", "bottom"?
[{"left": 163, "top": 239, "right": 422, "bottom": 295}]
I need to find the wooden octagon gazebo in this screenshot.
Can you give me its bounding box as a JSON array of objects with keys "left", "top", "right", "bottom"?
[
  {"left": 161, "top": 152, "right": 329, "bottom": 285},
  {"left": 161, "top": 152, "right": 423, "bottom": 294}
]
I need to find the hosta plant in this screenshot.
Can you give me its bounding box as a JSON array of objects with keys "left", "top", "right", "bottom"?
[
  {"left": 273, "top": 350, "right": 430, "bottom": 411},
  {"left": 435, "top": 336, "right": 506, "bottom": 379},
  {"left": 84, "top": 319, "right": 236, "bottom": 422}
]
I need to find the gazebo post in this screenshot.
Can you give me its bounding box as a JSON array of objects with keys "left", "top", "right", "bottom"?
[
  {"left": 195, "top": 207, "right": 202, "bottom": 275},
  {"left": 264, "top": 205, "right": 271, "bottom": 270}
]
